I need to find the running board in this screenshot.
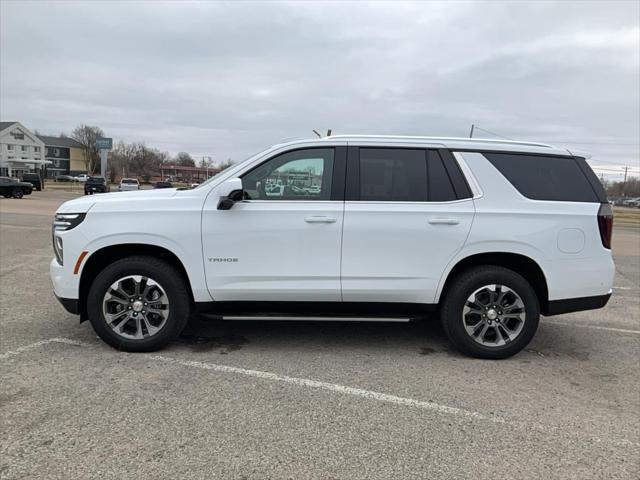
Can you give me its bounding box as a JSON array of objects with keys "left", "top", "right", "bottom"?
[{"left": 220, "top": 315, "right": 412, "bottom": 322}]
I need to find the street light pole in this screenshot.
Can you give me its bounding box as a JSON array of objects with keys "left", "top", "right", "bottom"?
[{"left": 622, "top": 165, "right": 630, "bottom": 197}]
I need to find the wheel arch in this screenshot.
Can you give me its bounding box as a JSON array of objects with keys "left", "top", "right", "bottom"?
[
  {"left": 437, "top": 252, "right": 550, "bottom": 315},
  {"left": 78, "top": 243, "right": 194, "bottom": 321}
]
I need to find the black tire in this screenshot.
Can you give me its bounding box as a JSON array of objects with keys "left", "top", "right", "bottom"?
[
  {"left": 440, "top": 266, "right": 539, "bottom": 359},
  {"left": 12, "top": 188, "right": 23, "bottom": 199},
  {"left": 87, "top": 256, "right": 191, "bottom": 352}
]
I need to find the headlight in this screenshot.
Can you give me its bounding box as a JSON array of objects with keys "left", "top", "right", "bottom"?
[
  {"left": 52, "top": 213, "right": 86, "bottom": 265},
  {"left": 53, "top": 213, "right": 86, "bottom": 232}
]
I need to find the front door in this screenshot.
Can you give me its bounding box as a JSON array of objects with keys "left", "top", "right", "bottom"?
[
  {"left": 341, "top": 147, "right": 475, "bottom": 305},
  {"left": 202, "top": 147, "right": 346, "bottom": 302}
]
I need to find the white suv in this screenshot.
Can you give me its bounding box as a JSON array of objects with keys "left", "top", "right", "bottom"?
[{"left": 50, "top": 136, "right": 614, "bottom": 358}]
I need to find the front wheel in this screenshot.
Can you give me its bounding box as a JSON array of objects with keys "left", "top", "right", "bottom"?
[
  {"left": 87, "top": 256, "right": 191, "bottom": 352},
  {"left": 440, "top": 266, "right": 539, "bottom": 359},
  {"left": 12, "top": 188, "right": 23, "bottom": 199}
]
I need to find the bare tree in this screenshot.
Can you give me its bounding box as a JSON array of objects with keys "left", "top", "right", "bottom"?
[
  {"left": 108, "top": 141, "right": 134, "bottom": 183},
  {"left": 217, "top": 158, "right": 234, "bottom": 171},
  {"left": 199, "top": 156, "right": 214, "bottom": 168},
  {"left": 127, "top": 143, "right": 163, "bottom": 183},
  {"left": 71, "top": 125, "right": 104, "bottom": 174},
  {"left": 174, "top": 152, "right": 195, "bottom": 167}
]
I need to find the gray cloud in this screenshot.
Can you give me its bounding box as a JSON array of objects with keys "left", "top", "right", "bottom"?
[{"left": 1, "top": 0, "right": 638, "bottom": 177}]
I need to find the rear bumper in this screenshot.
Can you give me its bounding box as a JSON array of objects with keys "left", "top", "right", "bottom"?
[
  {"left": 54, "top": 294, "right": 80, "bottom": 315},
  {"left": 545, "top": 292, "right": 612, "bottom": 316}
]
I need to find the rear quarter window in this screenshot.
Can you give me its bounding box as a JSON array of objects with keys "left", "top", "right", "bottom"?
[{"left": 482, "top": 153, "right": 603, "bottom": 202}]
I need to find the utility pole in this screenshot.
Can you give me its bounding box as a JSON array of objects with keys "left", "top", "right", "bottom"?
[
  {"left": 469, "top": 124, "right": 475, "bottom": 138},
  {"left": 621, "top": 165, "right": 630, "bottom": 197}
]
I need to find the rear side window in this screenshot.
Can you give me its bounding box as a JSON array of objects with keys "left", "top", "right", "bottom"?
[
  {"left": 359, "top": 148, "right": 427, "bottom": 201},
  {"left": 482, "top": 153, "right": 601, "bottom": 202},
  {"left": 427, "top": 151, "right": 457, "bottom": 201}
]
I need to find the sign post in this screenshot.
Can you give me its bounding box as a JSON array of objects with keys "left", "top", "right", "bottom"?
[{"left": 96, "top": 138, "right": 113, "bottom": 178}]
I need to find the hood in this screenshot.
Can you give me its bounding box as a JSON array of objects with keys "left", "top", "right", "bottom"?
[{"left": 56, "top": 188, "right": 181, "bottom": 214}]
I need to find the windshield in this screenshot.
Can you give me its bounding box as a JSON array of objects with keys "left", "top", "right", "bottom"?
[{"left": 122, "top": 179, "right": 138, "bottom": 184}]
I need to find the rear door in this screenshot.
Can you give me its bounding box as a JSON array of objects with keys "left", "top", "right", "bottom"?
[{"left": 341, "top": 147, "right": 475, "bottom": 304}]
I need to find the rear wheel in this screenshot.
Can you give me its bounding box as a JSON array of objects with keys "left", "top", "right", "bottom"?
[
  {"left": 440, "top": 266, "right": 539, "bottom": 359},
  {"left": 87, "top": 256, "right": 191, "bottom": 352},
  {"left": 12, "top": 188, "right": 23, "bottom": 199}
]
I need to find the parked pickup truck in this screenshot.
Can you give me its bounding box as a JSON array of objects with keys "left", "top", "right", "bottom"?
[
  {"left": 84, "top": 176, "right": 109, "bottom": 195},
  {"left": 21, "top": 173, "right": 43, "bottom": 191}
]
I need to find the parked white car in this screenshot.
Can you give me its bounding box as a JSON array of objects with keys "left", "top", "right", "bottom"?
[
  {"left": 622, "top": 197, "right": 640, "bottom": 207},
  {"left": 75, "top": 174, "right": 89, "bottom": 182},
  {"left": 118, "top": 178, "right": 140, "bottom": 191},
  {"left": 50, "top": 135, "right": 614, "bottom": 358}
]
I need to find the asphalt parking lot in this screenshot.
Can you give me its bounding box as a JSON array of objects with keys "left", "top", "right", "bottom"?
[{"left": 1, "top": 191, "right": 639, "bottom": 479}]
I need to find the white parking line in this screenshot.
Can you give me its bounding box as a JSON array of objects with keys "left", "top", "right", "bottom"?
[
  {"left": 1, "top": 337, "right": 638, "bottom": 447},
  {"left": 148, "top": 354, "right": 639, "bottom": 447},
  {"left": 0, "top": 337, "right": 90, "bottom": 360},
  {"left": 543, "top": 321, "right": 640, "bottom": 335},
  {"left": 149, "top": 354, "right": 503, "bottom": 423}
]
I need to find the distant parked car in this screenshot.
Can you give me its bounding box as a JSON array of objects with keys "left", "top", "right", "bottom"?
[
  {"left": 84, "top": 176, "right": 109, "bottom": 195},
  {"left": 622, "top": 197, "right": 640, "bottom": 207},
  {"left": 190, "top": 183, "right": 200, "bottom": 189},
  {"left": 75, "top": 174, "right": 89, "bottom": 182},
  {"left": 21, "top": 173, "right": 43, "bottom": 191},
  {"left": 0, "top": 176, "right": 34, "bottom": 198},
  {"left": 56, "top": 175, "right": 75, "bottom": 182},
  {"left": 154, "top": 181, "right": 173, "bottom": 189},
  {"left": 119, "top": 178, "right": 140, "bottom": 191}
]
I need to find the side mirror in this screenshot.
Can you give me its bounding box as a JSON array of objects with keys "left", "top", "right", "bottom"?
[{"left": 217, "top": 178, "right": 243, "bottom": 210}]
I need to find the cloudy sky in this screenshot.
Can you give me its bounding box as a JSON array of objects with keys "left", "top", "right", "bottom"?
[{"left": 1, "top": 0, "right": 638, "bottom": 178}]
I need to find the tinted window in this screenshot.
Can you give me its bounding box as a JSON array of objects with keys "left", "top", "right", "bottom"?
[
  {"left": 483, "top": 153, "right": 600, "bottom": 202},
  {"left": 242, "top": 148, "right": 333, "bottom": 201},
  {"left": 359, "top": 149, "right": 427, "bottom": 202},
  {"left": 428, "top": 151, "right": 457, "bottom": 201}
]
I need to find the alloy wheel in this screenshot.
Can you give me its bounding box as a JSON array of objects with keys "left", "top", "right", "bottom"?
[
  {"left": 102, "top": 275, "right": 170, "bottom": 340},
  {"left": 462, "top": 284, "right": 526, "bottom": 347}
]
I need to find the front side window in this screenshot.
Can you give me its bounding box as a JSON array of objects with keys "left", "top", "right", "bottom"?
[{"left": 242, "top": 148, "right": 334, "bottom": 201}]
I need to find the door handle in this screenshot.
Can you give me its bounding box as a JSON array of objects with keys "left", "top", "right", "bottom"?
[
  {"left": 428, "top": 218, "right": 460, "bottom": 225},
  {"left": 304, "top": 216, "right": 337, "bottom": 224}
]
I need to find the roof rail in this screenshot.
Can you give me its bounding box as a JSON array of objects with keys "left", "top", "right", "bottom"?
[{"left": 322, "top": 135, "right": 554, "bottom": 149}]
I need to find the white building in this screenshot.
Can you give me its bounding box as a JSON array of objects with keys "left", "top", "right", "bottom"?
[{"left": 0, "top": 121, "right": 50, "bottom": 177}]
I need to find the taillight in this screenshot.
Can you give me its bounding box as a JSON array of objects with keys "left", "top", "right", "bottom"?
[{"left": 597, "top": 203, "right": 613, "bottom": 249}]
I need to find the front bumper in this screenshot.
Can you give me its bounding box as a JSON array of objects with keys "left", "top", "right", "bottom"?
[
  {"left": 54, "top": 293, "right": 80, "bottom": 314},
  {"left": 50, "top": 258, "right": 79, "bottom": 301}
]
